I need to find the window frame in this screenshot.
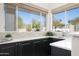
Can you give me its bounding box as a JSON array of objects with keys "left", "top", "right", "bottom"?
[
  {"left": 16, "top": 5, "right": 46, "bottom": 32},
  {"left": 52, "top": 7, "right": 79, "bottom": 32}
]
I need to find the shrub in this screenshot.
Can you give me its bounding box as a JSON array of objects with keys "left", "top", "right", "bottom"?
[
  {"left": 5, "top": 33, "right": 12, "bottom": 38},
  {"left": 45, "top": 31, "right": 54, "bottom": 36}
]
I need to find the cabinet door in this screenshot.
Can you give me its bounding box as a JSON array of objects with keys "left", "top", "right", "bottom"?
[
  {"left": 32, "top": 40, "right": 43, "bottom": 56},
  {"left": 41, "top": 39, "right": 50, "bottom": 56},
  {"left": 0, "top": 43, "right": 17, "bottom": 56},
  {"left": 20, "top": 41, "right": 33, "bottom": 56},
  {"left": 51, "top": 46, "right": 71, "bottom": 56}
]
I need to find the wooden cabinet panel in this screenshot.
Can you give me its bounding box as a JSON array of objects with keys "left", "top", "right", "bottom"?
[
  {"left": 0, "top": 38, "right": 64, "bottom": 56},
  {"left": 19, "top": 41, "right": 33, "bottom": 56},
  {"left": 32, "top": 40, "right": 43, "bottom": 56},
  {"left": 0, "top": 43, "right": 17, "bottom": 56},
  {"left": 51, "top": 46, "right": 71, "bottom": 56}
]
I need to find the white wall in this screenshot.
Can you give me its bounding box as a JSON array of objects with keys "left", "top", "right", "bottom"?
[
  {"left": 72, "top": 36, "right": 79, "bottom": 56},
  {"left": 0, "top": 4, "right": 5, "bottom": 32}
]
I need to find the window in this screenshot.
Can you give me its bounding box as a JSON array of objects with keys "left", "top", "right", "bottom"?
[
  {"left": 67, "top": 8, "right": 79, "bottom": 31},
  {"left": 53, "top": 12, "right": 65, "bottom": 32},
  {"left": 5, "top": 3, "right": 16, "bottom": 31},
  {"left": 16, "top": 8, "right": 46, "bottom": 32},
  {"left": 53, "top": 8, "right": 79, "bottom": 32}
]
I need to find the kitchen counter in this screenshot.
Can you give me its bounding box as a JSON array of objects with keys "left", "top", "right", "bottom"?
[
  {"left": 0, "top": 36, "right": 72, "bottom": 56},
  {"left": 50, "top": 37, "right": 72, "bottom": 51},
  {"left": 0, "top": 36, "right": 65, "bottom": 44}
]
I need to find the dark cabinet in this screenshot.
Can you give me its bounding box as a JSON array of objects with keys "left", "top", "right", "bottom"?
[
  {"left": 51, "top": 46, "right": 71, "bottom": 56},
  {"left": 0, "top": 37, "right": 64, "bottom": 56},
  {"left": 32, "top": 40, "right": 42, "bottom": 56},
  {"left": 0, "top": 43, "right": 17, "bottom": 56},
  {"left": 19, "top": 38, "right": 51, "bottom": 56},
  {"left": 41, "top": 39, "right": 50, "bottom": 56},
  {"left": 19, "top": 41, "right": 33, "bottom": 56}
]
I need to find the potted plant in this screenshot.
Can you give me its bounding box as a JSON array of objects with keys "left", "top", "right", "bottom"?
[
  {"left": 45, "top": 31, "right": 54, "bottom": 36},
  {"left": 5, "top": 33, "right": 12, "bottom": 40}
]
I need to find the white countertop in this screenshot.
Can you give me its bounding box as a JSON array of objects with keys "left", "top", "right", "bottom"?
[
  {"left": 0, "top": 36, "right": 72, "bottom": 51},
  {"left": 0, "top": 36, "right": 65, "bottom": 44},
  {"left": 69, "top": 32, "right": 79, "bottom": 36},
  {"left": 50, "top": 37, "right": 72, "bottom": 51},
  {"left": 0, "top": 36, "right": 48, "bottom": 44}
]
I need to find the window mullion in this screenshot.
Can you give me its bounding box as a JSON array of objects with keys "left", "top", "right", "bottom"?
[
  {"left": 40, "top": 12, "right": 42, "bottom": 31},
  {"left": 30, "top": 12, "right": 32, "bottom": 32},
  {"left": 65, "top": 10, "right": 67, "bottom": 28},
  {"left": 16, "top": 6, "right": 19, "bottom": 32}
]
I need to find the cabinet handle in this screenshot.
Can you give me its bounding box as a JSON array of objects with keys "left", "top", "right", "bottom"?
[
  {"left": 33, "top": 41, "right": 40, "bottom": 44},
  {"left": 42, "top": 40, "right": 47, "bottom": 42},
  {"left": 21, "top": 43, "right": 31, "bottom": 45}
]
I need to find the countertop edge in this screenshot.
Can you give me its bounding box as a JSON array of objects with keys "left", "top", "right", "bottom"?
[
  {"left": 50, "top": 40, "right": 71, "bottom": 51},
  {"left": 0, "top": 36, "right": 65, "bottom": 44}
]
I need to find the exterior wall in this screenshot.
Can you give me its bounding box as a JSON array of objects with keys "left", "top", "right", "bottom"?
[{"left": 0, "top": 3, "right": 5, "bottom": 32}]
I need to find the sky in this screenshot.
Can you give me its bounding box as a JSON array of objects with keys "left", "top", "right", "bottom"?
[
  {"left": 16, "top": 9, "right": 45, "bottom": 25},
  {"left": 54, "top": 8, "right": 79, "bottom": 24},
  {"left": 16, "top": 8, "right": 79, "bottom": 25}
]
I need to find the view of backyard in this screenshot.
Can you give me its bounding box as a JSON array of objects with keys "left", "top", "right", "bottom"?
[
  {"left": 16, "top": 7, "right": 79, "bottom": 32},
  {"left": 16, "top": 8, "right": 46, "bottom": 32},
  {"left": 53, "top": 8, "right": 79, "bottom": 32}
]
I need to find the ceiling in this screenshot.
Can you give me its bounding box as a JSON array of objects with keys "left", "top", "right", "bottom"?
[{"left": 31, "top": 3, "right": 68, "bottom": 10}]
